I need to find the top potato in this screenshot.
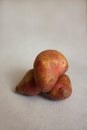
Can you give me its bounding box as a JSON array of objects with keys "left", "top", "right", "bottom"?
[{"left": 34, "top": 50, "right": 68, "bottom": 92}]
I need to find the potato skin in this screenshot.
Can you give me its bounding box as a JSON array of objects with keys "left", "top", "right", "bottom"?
[
  {"left": 34, "top": 50, "right": 68, "bottom": 92},
  {"left": 16, "top": 69, "right": 40, "bottom": 96},
  {"left": 45, "top": 74, "right": 72, "bottom": 100}
]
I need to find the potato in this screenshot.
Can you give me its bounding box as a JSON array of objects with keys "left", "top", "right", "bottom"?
[
  {"left": 16, "top": 69, "right": 40, "bottom": 96},
  {"left": 34, "top": 50, "right": 68, "bottom": 92},
  {"left": 45, "top": 74, "right": 72, "bottom": 100}
]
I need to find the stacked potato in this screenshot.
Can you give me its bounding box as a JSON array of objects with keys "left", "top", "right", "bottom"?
[{"left": 16, "top": 50, "right": 72, "bottom": 100}]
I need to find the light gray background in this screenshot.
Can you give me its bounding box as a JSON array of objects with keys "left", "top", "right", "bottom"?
[{"left": 0, "top": 0, "right": 87, "bottom": 130}]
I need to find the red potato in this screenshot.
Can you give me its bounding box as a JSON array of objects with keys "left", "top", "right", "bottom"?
[
  {"left": 45, "top": 74, "right": 72, "bottom": 100},
  {"left": 16, "top": 69, "right": 40, "bottom": 96},
  {"left": 34, "top": 50, "right": 68, "bottom": 92}
]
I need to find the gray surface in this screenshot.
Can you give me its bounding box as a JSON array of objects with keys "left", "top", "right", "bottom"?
[{"left": 0, "top": 0, "right": 87, "bottom": 130}]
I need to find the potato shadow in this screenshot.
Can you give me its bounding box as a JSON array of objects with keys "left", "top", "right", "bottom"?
[{"left": 39, "top": 93, "right": 59, "bottom": 102}]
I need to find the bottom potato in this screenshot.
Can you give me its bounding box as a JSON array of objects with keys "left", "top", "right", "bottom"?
[
  {"left": 44, "top": 74, "right": 72, "bottom": 100},
  {"left": 16, "top": 69, "right": 40, "bottom": 96}
]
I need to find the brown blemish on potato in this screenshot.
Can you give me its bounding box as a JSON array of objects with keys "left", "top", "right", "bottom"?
[{"left": 49, "top": 78, "right": 54, "bottom": 83}]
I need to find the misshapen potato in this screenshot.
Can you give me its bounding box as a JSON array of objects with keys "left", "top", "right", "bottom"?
[
  {"left": 34, "top": 50, "right": 68, "bottom": 92},
  {"left": 16, "top": 69, "right": 40, "bottom": 96},
  {"left": 45, "top": 74, "right": 72, "bottom": 100}
]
